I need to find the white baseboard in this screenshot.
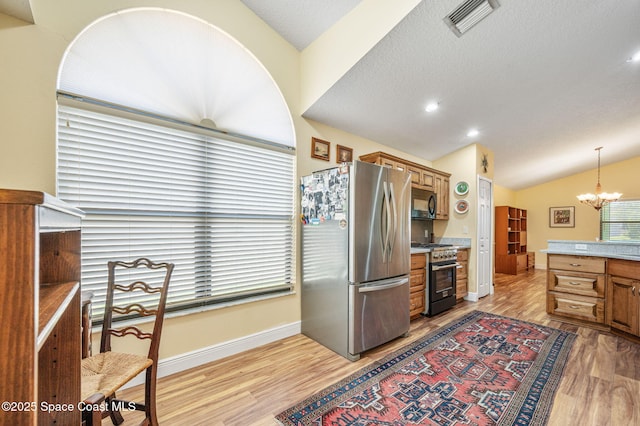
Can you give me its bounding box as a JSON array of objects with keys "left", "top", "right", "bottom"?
[
  {"left": 465, "top": 292, "right": 479, "bottom": 302},
  {"left": 123, "top": 321, "right": 301, "bottom": 389}
]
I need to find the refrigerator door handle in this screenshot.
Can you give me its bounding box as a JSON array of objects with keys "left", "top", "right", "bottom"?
[
  {"left": 382, "top": 181, "right": 391, "bottom": 263},
  {"left": 357, "top": 277, "right": 409, "bottom": 293},
  {"left": 388, "top": 181, "right": 397, "bottom": 261}
]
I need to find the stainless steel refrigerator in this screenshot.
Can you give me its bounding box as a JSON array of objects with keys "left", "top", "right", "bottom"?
[{"left": 300, "top": 161, "right": 411, "bottom": 361}]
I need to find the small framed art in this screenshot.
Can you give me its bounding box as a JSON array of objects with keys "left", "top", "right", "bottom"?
[
  {"left": 549, "top": 206, "right": 575, "bottom": 228},
  {"left": 311, "top": 137, "right": 330, "bottom": 161},
  {"left": 336, "top": 145, "right": 353, "bottom": 163}
]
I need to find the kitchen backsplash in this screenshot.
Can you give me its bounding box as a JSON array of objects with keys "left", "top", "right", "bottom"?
[{"left": 411, "top": 219, "right": 433, "bottom": 244}]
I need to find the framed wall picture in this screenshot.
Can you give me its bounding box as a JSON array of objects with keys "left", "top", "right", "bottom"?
[
  {"left": 311, "top": 137, "right": 330, "bottom": 161},
  {"left": 336, "top": 145, "right": 353, "bottom": 163},
  {"left": 549, "top": 206, "right": 575, "bottom": 228}
]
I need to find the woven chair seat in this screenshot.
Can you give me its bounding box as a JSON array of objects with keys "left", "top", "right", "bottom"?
[{"left": 81, "top": 351, "right": 153, "bottom": 400}]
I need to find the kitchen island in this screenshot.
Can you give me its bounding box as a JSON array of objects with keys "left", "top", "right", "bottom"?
[
  {"left": 543, "top": 240, "right": 640, "bottom": 341},
  {"left": 543, "top": 240, "right": 640, "bottom": 261}
]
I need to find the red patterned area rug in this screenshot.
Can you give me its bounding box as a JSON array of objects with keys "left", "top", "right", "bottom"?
[{"left": 276, "top": 310, "right": 576, "bottom": 426}]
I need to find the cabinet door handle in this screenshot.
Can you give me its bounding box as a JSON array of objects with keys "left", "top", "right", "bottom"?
[
  {"left": 568, "top": 281, "right": 581, "bottom": 286},
  {"left": 569, "top": 305, "right": 581, "bottom": 310},
  {"left": 633, "top": 286, "right": 636, "bottom": 296},
  {"left": 569, "top": 263, "right": 581, "bottom": 267}
]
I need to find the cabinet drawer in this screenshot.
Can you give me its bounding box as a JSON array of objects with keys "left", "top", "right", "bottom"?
[
  {"left": 410, "top": 290, "right": 425, "bottom": 317},
  {"left": 456, "top": 278, "right": 467, "bottom": 299},
  {"left": 608, "top": 259, "right": 640, "bottom": 279},
  {"left": 547, "top": 292, "right": 605, "bottom": 324},
  {"left": 456, "top": 249, "right": 468, "bottom": 261},
  {"left": 456, "top": 262, "right": 468, "bottom": 280},
  {"left": 410, "top": 269, "right": 425, "bottom": 291},
  {"left": 548, "top": 255, "right": 605, "bottom": 274},
  {"left": 411, "top": 254, "right": 426, "bottom": 270},
  {"left": 547, "top": 270, "right": 605, "bottom": 298}
]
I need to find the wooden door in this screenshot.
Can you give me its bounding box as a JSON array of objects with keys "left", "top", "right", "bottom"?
[{"left": 608, "top": 276, "right": 639, "bottom": 335}]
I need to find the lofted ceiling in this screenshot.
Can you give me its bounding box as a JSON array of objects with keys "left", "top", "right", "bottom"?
[
  {"left": 242, "top": 0, "right": 640, "bottom": 190},
  {"left": 2, "top": 1, "right": 638, "bottom": 190},
  {"left": 0, "top": 0, "right": 33, "bottom": 23}
]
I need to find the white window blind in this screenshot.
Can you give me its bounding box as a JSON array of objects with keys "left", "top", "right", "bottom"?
[
  {"left": 601, "top": 199, "right": 640, "bottom": 242},
  {"left": 57, "top": 103, "right": 295, "bottom": 320}
]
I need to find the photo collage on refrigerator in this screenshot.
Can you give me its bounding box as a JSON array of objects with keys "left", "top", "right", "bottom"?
[{"left": 300, "top": 166, "right": 349, "bottom": 225}]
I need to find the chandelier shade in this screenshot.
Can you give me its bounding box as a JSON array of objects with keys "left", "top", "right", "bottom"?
[{"left": 576, "top": 147, "right": 621, "bottom": 210}]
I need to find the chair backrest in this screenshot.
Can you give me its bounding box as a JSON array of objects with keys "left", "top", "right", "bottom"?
[{"left": 99, "top": 258, "right": 174, "bottom": 361}]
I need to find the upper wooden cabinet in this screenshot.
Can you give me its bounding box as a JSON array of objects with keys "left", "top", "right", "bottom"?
[
  {"left": 434, "top": 173, "right": 449, "bottom": 220},
  {"left": 359, "top": 151, "right": 451, "bottom": 219}
]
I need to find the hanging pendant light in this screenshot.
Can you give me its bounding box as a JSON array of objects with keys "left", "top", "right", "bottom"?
[{"left": 576, "top": 147, "right": 622, "bottom": 210}]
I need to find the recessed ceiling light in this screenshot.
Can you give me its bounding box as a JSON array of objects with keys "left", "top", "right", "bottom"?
[
  {"left": 425, "top": 102, "right": 439, "bottom": 113},
  {"left": 626, "top": 50, "right": 640, "bottom": 63},
  {"left": 467, "top": 128, "right": 479, "bottom": 138}
]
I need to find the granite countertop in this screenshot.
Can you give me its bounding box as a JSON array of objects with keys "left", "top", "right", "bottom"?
[
  {"left": 541, "top": 240, "right": 640, "bottom": 261},
  {"left": 410, "top": 238, "right": 471, "bottom": 254}
]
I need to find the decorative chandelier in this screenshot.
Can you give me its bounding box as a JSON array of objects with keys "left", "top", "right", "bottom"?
[{"left": 576, "top": 147, "right": 622, "bottom": 210}]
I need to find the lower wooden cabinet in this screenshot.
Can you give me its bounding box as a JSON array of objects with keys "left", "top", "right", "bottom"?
[
  {"left": 410, "top": 254, "right": 426, "bottom": 319},
  {"left": 496, "top": 253, "right": 528, "bottom": 275},
  {"left": 546, "top": 254, "right": 607, "bottom": 326},
  {"left": 608, "top": 259, "right": 640, "bottom": 337},
  {"left": 546, "top": 292, "right": 606, "bottom": 324},
  {"left": 546, "top": 253, "right": 640, "bottom": 340},
  {"left": 456, "top": 248, "right": 468, "bottom": 301}
]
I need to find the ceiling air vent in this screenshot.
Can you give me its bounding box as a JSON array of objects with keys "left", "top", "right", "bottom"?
[{"left": 444, "top": 0, "right": 500, "bottom": 37}]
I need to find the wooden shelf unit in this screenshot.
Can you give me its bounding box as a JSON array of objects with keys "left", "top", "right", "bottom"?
[
  {"left": 495, "top": 206, "right": 529, "bottom": 274},
  {"left": 0, "top": 189, "right": 84, "bottom": 425}
]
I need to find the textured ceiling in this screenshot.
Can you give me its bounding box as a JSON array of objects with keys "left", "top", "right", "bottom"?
[
  {"left": 242, "top": 0, "right": 640, "bottom": 190},
  {"left": 240, "top": 0, "right": 361, "bottom": 50}
]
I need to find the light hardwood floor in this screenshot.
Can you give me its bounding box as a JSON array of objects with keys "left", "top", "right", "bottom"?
[{"left": 118, "top": 270, "right": 640, "bottom": 425}]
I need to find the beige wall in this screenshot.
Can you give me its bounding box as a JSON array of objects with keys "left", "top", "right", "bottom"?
[
  {"left": 512, "top": 156, "right": 640, "bottom": 269},
  {"left": 0, "top": 1, "right": 305, "bottom": 360},
  {"left": 2, "top": 1, "right": 637, "bottom": 362},
  {"left": 433, "top": 144, "right": 494, "bottom": 294},
  {"left": 494, "top": 185, "right": 517, "bottom": 206},
  {"left": 0, "top": 1, "right": 452, "bottom": 360}
]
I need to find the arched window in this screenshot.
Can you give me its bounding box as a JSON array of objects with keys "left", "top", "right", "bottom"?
[{"left": 56, "top": 8, "right": 296, "bottom": 319}]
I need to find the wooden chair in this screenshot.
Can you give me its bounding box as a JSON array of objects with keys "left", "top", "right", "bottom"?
[{"left": 81, "top": 258, "right": 174, "bottom": 426}]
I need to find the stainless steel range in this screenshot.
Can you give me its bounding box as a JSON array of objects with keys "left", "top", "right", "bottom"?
[{"left": 412, "top": 243, "right": 459, "bottom": 316}]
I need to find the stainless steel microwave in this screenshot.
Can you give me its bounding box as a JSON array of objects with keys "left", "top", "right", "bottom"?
[{"left": 411, "top": 188, "right": 436, "bottom": 220}]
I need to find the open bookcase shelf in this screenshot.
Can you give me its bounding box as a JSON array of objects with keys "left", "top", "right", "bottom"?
[
  {"left": 495, "top": 205, "right": 529, "bottom": 274},
  {"left": 0, "top": 189, "right": 84, "bottom": 425}
]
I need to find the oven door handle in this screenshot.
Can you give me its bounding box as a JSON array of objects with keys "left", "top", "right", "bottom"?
[{"left": 431, "top": 262, "right": 460, "bottom": 271}]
